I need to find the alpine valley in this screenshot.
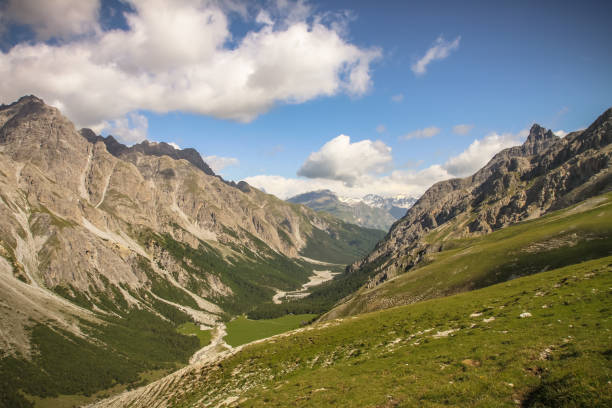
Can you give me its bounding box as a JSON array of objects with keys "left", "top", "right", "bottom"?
[{"left": 1, "top": 96, "right": 611, "bottom": 408}]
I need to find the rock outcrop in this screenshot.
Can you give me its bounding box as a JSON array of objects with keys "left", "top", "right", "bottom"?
[{"left": 350, "top": 108, "right": 612, "bottom": 287}]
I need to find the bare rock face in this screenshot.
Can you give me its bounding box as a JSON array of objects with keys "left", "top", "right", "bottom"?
[
  {"left": 0, "top": 96, "right": 376, "bottom": 356},
  {"left": 351, "top": 108, "right": 612, "bottom": 286}
]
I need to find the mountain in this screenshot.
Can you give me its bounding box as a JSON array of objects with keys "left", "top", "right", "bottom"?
[
  {"left": 83, "top": 109, "right": 612, "bottom": 408},
  {"left": 287, "top": 190, "right": 416, "bottom": 231},
  {"left": 0, "top": 96, "right": 384, "bottom": 406},
  {"left": 323, "top": 108, "right": 612, "bottom": 319},
  {"left": 360, "top": 193, "right": 417, "bottom": 218}
]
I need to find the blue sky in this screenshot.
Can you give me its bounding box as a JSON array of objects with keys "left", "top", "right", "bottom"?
[{"left": 1, "top": 0, "right": 611, "bottom": 198}]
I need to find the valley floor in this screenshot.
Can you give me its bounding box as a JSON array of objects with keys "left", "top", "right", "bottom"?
[
  {"left": 89, "top": 256, "right": 612, "bottom": 407},
  {"left": 272, "top": 269, "right": 338, "bottom": 304}
]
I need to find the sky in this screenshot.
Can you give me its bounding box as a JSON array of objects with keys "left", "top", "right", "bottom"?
[{"left": 1, "top": 0, "right": 611, "bottom": 199}]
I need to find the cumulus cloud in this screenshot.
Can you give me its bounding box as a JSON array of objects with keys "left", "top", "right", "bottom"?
[
  {"left": 401, "top": 126, "right": 440, "bottom": 140},
  {"left": 452, "top": 124, "right": 474, "bottom": 135},
  {"left": 297, "top": 135, "right": 392, "bottom": 186},
  {"left": 0, "top": 0, "right": 380, "bottom": 143},
  {"left": 247, "top": 129, "right": 529, "bottom": 199},
  {"left": 0, "top": 0, "right": 100, "bottom": 40},
  {"left": 554, "top": 130, "right": 567, "bottom": 137},
  {"left": 443, "top": 130, "right": 528, "bottom": 177},
  {"left": 167, "top": 142, "right": 180, "bottom": 150},
  {"left": 202, "top": 155, "right": 239, "bottom": 173},
  {"left": 391, "top": 93, "right": 404, "bottom": 103},
  {"left": 376, "top": 124, "right": 386, "bottom": 133},
  {"left": 246, "top": 165, "right": 450, "bottom": 199},
  {"left": 411, "top": 35, "right": 460, "bottom": 76},
  {"left": 104, "top": 112, "right": 148, "bottom": 145}
]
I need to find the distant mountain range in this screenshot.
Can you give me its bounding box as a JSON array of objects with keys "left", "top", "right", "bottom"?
[{"left": 288, "top": 190, "right": 416, "bottom": 231}]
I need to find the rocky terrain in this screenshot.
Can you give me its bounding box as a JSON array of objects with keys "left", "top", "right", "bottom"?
[
  {"left": 0, "top": 95, "right": 383, "bottom": 405},
  {"left": 288, "top": 190, "right": 415, "bottom": 231},
  {"left": 345, "top": 107, "right": 611, "bottom": 295}
]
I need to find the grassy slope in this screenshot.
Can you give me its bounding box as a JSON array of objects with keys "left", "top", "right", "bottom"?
[
  {"left": 224, "top": 314, "right": 317, "bottom": 347},
  {"left": 167, "top": 256, "right": 612, "bottom": 407},
  {"left": 326, "top": 193, "right": 612, "bottom": 319}
]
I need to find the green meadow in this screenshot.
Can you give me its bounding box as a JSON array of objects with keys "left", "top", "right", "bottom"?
[
  {"left": 224, "top": 314, "right": 317, "bottom": 347},
  {"left": 168, "top": 256, "right": 612, "bottom": 407},
  {"left": 176, "top": 322, "right": 212, "bottom": 347}
]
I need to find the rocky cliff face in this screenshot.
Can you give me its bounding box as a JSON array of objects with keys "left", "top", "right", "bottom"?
[
  {"left": 350, "top": 108, "right": 612, "bottom": 287},
  {"left": 0, "top": 96, "right": 380, "bottom": 356}
]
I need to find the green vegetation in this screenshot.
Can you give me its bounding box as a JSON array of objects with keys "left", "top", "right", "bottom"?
[
  {"left": 137, "top": 255, "right": 200, "bottom": 310},
  {"left": 165, "top": 256, "right": 612, "bottom": 407},
  {"left": 330, "top": 194, "right": 612, "bottom": 318},
  {"left": 224, "top": 314, "right": 317, "bottom": 347},
  {"left": 177, "top": 322, "right": 212, "bottom": 347},
  {"left": 300, "top": 224, "right": 385, "bottom": 264},
  {"left": 136, "top": 228, "right": 315, "bottom": 316},
  {"left": 0, "top": 307, "right": 201, "bottom": 407},
  {"left": 248, "top": 255, "right": 389, "bottom": 319}
]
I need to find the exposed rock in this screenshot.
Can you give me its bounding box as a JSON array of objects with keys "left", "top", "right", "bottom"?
[{"left": 349, "top": 108, "right": 612, "bottom": 288}]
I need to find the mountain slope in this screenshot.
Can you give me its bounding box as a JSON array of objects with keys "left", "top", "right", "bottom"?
[
  {"left": 89, "top": 254, "right": 612, "bottom": 408},
  {"left": 345, "top": 109, "right": 611, "bottom": 296},
  {"left": 0, "top": 96, "right": 382, "bottom": 406},
  {"left": 288, "top": 190, "right": 398, "bottom": 231},
  {"left": 324, "top": 193, "right": 612, "bottom": 319}
]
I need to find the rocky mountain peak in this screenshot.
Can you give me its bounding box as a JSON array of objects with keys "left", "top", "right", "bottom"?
[
  {"left": 79, "top": 130, "right": 216, "bottom": 176},
  {"left": 520, "top": 123, "right": 558, "bottom": 156},
  {"left": 347, "top": 107, "right": 611, "bottom": 292},
  {"left": 527, "top": 123, "right": 556, "bottom": 143}
]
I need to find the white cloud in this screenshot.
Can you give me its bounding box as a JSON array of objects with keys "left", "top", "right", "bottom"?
[
  {"left": 554, "top": 130, "right": 567, "bottom": 137},
  {"left": 104, "top": 113, "right": 148, "bottom": 145},
  {"left": 1, "top": 0, "right": 100, "bottom": 40},
  {"left": 297, "top": 135, "right": 392, "bottom": 186},
  {"left": 401, "top": 126, "right": 440, "bottom": 140},
  {"left": 167, "top": 142, "right": 180, "bottom": 150},
  {"left": 376, "top": 124, "right": 386, "bottom": 133},
  {"left": 391, "top": 93, "right": 404, "bottom": 103},
  {"left": 0, "top": 0, "right": 380, "bottom": 137},
  {"left": 202, "top": 155, "right": 239, "bottom": 173},
  {"left": 247, "top": 129, "right": 529, "bottom": 200},
  {"left": 411, "top": 35, "right": 460, "bottom": 76},
  {"left": 452, "top": 124, "right": 474, "bottom": 135},
  {"left": 443, "top": 130, "right": 528, "bottom": 177},
  {"left": 246, "top": 166, "right": 451, "bottom": 200}
]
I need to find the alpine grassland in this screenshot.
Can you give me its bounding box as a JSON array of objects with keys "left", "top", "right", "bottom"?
[
  {"left": 164, "top": 256, "right": 612, "bottom": 407},
  {"left": 176, "top": 322, "right": 212, "bottom": 347},
  {"left": 224, "top": 314, "right": 317, "bottom": 347}
]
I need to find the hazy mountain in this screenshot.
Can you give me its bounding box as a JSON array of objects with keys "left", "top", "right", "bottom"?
[
  {"left": 0, "top": 96, "right": 384, "bottom": 405},
  {"left": 360, "top": 194, "right": 417, "bottom": 218},
  {"left": 288, "top": 190, "right": 416, "bottom": 231}
]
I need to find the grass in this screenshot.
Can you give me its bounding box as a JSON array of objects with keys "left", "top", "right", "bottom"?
[
  {"left": 162, "top": 255, "right": 612, "bottom": 407},
  {"left": 328, "top": 193, "right": 612, "bottom": 319},
  {"left": 176, "top": 322, "right": 212, "bottom": 347},
  {"left": 224, "top": 314, "right": 317, "bottom": 347}
]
